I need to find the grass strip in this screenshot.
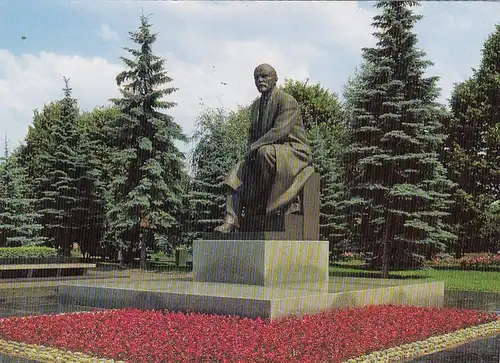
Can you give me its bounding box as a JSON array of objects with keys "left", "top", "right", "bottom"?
[{"left": 330, "top": 264, "right": 500, "bottom": 293}]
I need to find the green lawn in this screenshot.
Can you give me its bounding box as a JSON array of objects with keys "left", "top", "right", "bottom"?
[{"left": 330, "top": 263, "right": 500, "bottom": 293}]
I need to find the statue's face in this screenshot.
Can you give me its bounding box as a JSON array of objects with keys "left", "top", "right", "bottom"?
[{"left": 254, "top": 65, "right": 277, "bottom": 94}]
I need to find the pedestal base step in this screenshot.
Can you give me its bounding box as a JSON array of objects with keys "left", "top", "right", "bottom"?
[{"left": 57, "top": 279, "right": 444, "bottom": 321}]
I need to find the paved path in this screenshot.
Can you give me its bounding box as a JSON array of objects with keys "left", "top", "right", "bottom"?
[
  {"left": 0, "top": 269, "right": 193, "bottom": 318},
  {"left": 0, "top": 354, "right": 40, "bottom": 363},
  {"left": 408, "top": 334, "right": 500, "bottom": 363}
]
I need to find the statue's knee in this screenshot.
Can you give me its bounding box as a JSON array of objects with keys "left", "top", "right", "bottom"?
[{"left": 255, "top": 145, "right": 275, "bottom": 160}]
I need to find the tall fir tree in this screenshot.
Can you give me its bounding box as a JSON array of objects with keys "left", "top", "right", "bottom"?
[
  {"left": 75, "top": 106, "right": 121, "bottom": 258},
  {"left": 71, "top": 129, "right": 107, "bottom": 258},
  {"left": 443, "top": 24, "right": 500, "bottom": 255},
  {"left": 16, "top": 101, "right": 63, "bottom": 199},
  {"left": 35, "top": 78, "right": 81, "bottom": 255},
  {"left": 0, "top": 136, "right": 46, "bottom": 247},
  {"left": 342, "top": 61, "right": 376, "bottom": 121},
  {"left": 344, "top": 1, "right": 456, "bottom": 274},
  {"left": 107, "top": 14, "right": 186, "bottom": 267}
]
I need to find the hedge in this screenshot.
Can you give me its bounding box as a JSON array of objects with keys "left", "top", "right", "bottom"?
[{"left": 0, "top": 247, "right": 58, "bottom": 260}]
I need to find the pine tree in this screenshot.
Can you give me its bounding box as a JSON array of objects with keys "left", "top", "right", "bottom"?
[
  {"left": 16, "top": 101, "right": 63, "bottom": 199},
  {"left": 342, "top": 61, "right": 376, "bottom": 121},
  {"left": 344, "top": 1, "right": 456, "bottom": 274},
  {"left": 35, "top": 78, "right": 80, "bottom": 256},
  {"left": 75, "top": 106, "right": 120, "bottom": 258},
  {"left": 71, "top": 129, "right": 107, "bottom": 258},
  {"left": 443, "top": 24, "right": 500, "bottom": 255},
  {"left": 107, "top": 14, "right": 186, "bottom": 268},
  {"left": 0, "top": 135, "right": 46, "bottom": 247}
]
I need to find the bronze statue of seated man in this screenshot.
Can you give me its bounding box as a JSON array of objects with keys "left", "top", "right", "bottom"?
[{"left": 215, "top": 63, "right": 314, "bottom": 233}]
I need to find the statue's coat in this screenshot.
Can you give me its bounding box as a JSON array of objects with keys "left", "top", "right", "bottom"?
[{"left": 225, "top": 87, "right": 314, "bottom": 214}]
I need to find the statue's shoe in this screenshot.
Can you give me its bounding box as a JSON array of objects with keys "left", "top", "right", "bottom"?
[
  {"left": 285, "top": 202, "right": 301, "bottom": 215},
  {"left": 214, "top": 223, "right": 240, "bottom": 233}
]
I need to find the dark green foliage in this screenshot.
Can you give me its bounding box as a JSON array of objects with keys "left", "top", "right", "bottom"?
[
  {"left": 483, "top": 200, "right": 500, "bottom": 252},
  {"left": 443, "top": 25, "right": 500, "bottom": 256},
  {"left": 344, "top": 1, "right": 456, "bottom": 270},
  {"left": 342, "top": 61, "right": 376, "bottom": 122},
  {"left": 75, "top": 106, "right": 121, "bottom": 258},
  {"left": 187, "top": 106, "right": 251, "bottom": 235},
  {"left": 281, "top": 79, "right": 351, "bottom": 257},
  {"left": 71, "top": 130, "right": 107, "bottom": 258},
  {"left": 281, "top": 79, "right": 344, "bottom": 128},
  {"left": 106, "top": 14, "right": 186, "bottom": 264},
  {"left": 0, "top": 138, "right": 46, "bottom": 247},
  {"left": 33, "top": 78, "right": 81, "bottom": 255},
  {"left": 16, "top": 102, "right": 63, "bottom": 199}
]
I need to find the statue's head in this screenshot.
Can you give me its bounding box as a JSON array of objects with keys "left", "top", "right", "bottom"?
[{"left": 254, "top": 63, "right": 278, "bottom": 94}]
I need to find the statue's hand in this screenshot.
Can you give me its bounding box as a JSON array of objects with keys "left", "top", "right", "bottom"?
[{"left": 244, "top": 149, "right": 255, "bottom": 161}]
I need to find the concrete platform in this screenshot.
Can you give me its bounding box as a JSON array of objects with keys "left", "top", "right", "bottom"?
[
  {"left": 57, "top": 278, "right": 444, "bottom": 320},
  {"left": 193, "top": 239, "right": 329, "bottom": 292}
]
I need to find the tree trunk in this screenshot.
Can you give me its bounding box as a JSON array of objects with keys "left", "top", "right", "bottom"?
[
  {"left": 381, "top": 213, "right": 390, "bottom": 279},
  {"left": 381, "top": 240, "right": 390, "bottom": 278},
  {"left": 140, "top": 230, "right": 147, "bottom": 270},
  {"left": 454, "top": 230, "right": 463, "bottom": 259}
]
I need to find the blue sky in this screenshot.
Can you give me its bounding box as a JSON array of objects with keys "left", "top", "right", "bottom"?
[{"left": 0, "top": 1, "right": 499, "bottom": 154}]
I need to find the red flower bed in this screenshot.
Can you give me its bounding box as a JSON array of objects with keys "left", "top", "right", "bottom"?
[
  {"left": 0, "top": 305, "right": 497, "bottom": 363},
  {"left": 459, "top": 253, "right": 500, "bottom": 267}
]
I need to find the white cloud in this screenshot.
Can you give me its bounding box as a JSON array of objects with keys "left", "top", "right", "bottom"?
[
  {"left": 0, "top": 50, "right": 122, "bottom": 151},
  {"left": 64, "top": 1, "right": 377, "bottom": 54},
  {"left": 97, "top": 24, "right": 120, "bottom": 43},
  {"left": 163, "top": 38, "right": 318, "bottom": 135},
  {"left": 0, "top": 36, "right": 316, "bottom": 154},
  {"left": 2, "top": 0, "right": 499, "bottom": 155}
]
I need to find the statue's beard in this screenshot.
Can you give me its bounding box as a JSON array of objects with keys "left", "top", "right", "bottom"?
[{"left": 258, "top": 82, "right": 275, "bottom": 93}]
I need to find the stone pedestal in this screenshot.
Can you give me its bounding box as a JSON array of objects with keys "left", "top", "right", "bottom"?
[
  {"left": 193, "top": 239, "right": 328, "bottom": 292},
  {"left": 58, "top": 238, "right": 444, "bottom": 320},
  {"left": 175, "top": 249, "right": 188, "bottom": 267}
]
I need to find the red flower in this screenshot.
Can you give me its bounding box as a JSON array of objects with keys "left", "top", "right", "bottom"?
[{"left": 0, "top": 305, "right": 496, "bottom": 363}]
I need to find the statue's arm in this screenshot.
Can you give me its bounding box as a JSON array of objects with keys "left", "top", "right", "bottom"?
[{"left": 249, "top": 96, "right": 299, "bottom": 152}]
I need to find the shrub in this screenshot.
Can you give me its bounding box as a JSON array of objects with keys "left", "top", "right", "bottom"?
[
  {"left": 459, "top": 253, "right": 500, "bottom": 268},
  {"left": 0, "top": 246, "right": 58, "bottom": 260},
  {"left": 427, "top": 252, "right": 500, "bottom": 269},
  {"left": 150, "top": 251, "right": 169, "bottom": 261},
  {"left": 429, "top": 253, "right": 456, "bottom": 266}
]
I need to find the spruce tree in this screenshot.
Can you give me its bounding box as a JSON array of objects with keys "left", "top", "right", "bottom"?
[
  {"left": 443, "top": 24, "right": 500, "bottom": 255},
  {"left": 107, "top": 14, "right": 186, "bottom": 267},
  {"left": 35, "top": 78, "right": 80, "bottom": 256},
  {"left": 71, "top": 129, "right": 107, "bottom": 258},
  {"left": 16, "top": 101, "right": 63, "bottom": 199},
  {"left": 344, "top": 0, "right": 456, "bottom": 274},
  {"left": 75, "top": 106, "right": 120, "bottom": 258},
  {"left": 0, "top": 136, "right": 46, "bottom": 247}
]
